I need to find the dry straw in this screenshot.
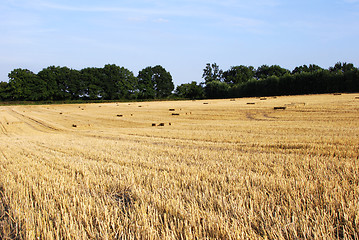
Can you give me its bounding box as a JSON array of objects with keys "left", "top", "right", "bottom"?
[{"left": 0, "top": 93, "right": 358, "bottom": 239}]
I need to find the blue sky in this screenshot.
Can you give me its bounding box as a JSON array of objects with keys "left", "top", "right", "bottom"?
[{"left": 1, "top": 0, "right": 359, "bottom": 86}]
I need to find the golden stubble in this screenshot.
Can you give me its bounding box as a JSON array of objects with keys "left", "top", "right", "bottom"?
[{"left": 0, "top": 94, "right": 358, "bottom": 239}]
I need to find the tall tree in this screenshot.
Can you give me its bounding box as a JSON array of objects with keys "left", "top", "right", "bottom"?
[
  {"left": 137, "top": 65, "right": 174, "bottom": 99},
  {"left": 38, "top": 66, "right": 84, "bottom": 100},
  {"left": 204, "top": 80, "right": 230, "bottom": 99},
  {"left": 0, "top": 82, "right": 10, "bottom": 100},
  {"left": 101, "top": 64, "right": 138, "bottom": 100},
  {"left": 38, "top": 66, "right": 62, "bottom": 100},
  {"left": 80, "top": 67, "right": 104, "bottom": 99},
  {"left": 292, "top": 64, "right": 322, "bottom": 74},
  {"left": 255, "top": 65, "right": 290, "bottom": 80},
  {"left": 175, "top": 81, "right": 204, "bottom": 99},
  {"left": 202, "top": 63, "right": 223, "bottom": 83},
  {"left": 8, "top": 69, "right": 47, "bottom": 100},
  {"left": 329, "top": 62, "right": 355, "bottom": 73},
  {"left": 223, "top": 65, "right": 255, "bottom": 85}
]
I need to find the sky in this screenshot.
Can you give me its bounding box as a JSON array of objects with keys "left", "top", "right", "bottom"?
[{"left": 1, "top": 0, "right": 359, "bottom": 86}]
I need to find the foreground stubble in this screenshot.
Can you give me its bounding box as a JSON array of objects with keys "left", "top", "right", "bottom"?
[{"left": 0, "top": 94, "right": 358, "bottom": 239}]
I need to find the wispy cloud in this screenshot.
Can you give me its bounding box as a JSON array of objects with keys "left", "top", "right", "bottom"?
[
  {"left": 19, "top": 0, "right": 276, "bottom": 20},
  {"left": 33, "top": 1, "right": 193, "bottom": 17},
  {"left": 153, "top": 18, "right": 169, "bottom": 23},
  {"left": 17, "top": 0, "right": 268, "bottom": 32}
]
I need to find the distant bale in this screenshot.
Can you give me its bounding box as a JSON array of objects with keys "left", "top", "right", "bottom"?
[
  {"left": 138, "top": 106, "right": 142, "bottom": 108},
  {"left": 203, "top": 103, "right": 209, "bottom": 105},
  {"left": 72, "top": 124, "right": 77, "bottom": 128},
  {"left": 333, "top": 93, "right": 342, "bottom": 95},
  {"left": 355, "top": 97, "right": 359, "bottom": 99},
  {"left": 169, "top": 123, "right": 172, "bottom": 126},
  {"left": 230, "top": 99, "right": 236, "bottom": 101},
  {"left": 152, "top": 123, "right": 156, "bottom": 126},
  {"left": 169, "top": 109, "right": 175, "bottom": 111},
  {"left": 260, "top": 98, "right": 267, "bottom": 100},
  {"left": 117, "top": 115, "right": 123, "bottom": 117},
  {"left": 247, "top": 102, "right": 255, "bottom": 105},
  {"left": 158, "top": 123, "right": 165, "bottom": 126},
  {"left": 274, "top": 106, "right": 286, "bottom": 110},
  {"left": 172, "top": 113, "right": 180, "bottom": 116},
  {"left": 59, "top": 112, "right": 63, "bottom": 115}
]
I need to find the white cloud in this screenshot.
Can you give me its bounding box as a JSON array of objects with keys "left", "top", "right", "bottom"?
[
  {"left": 153, "top": 18, "right": 169, "bottom": 23},
  {"left": 30, "top": 1, "right": 189, "bottom": 17}
]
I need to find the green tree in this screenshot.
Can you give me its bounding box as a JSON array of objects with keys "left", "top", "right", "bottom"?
[
  {"left": 292, "top": 64, "right": 322, "bottom": 74},
  {"left": 329, "top": 62, "right": 355, "bottom": 73},
  {"left": 38, "top": 66, "right": 84, "bottom": 100},
  {"left": 204, "top": 80, "right": 230, "bottom": 99},
  {"left": 101, "top": 64, "right": 138, "bottom": 100},
  {"left": 137, "top": 65, "right": 174, "bottom": 99},
  {"left": 137, "top": 66, "right": 155, "bottom": 99},
  {"left": 175, "top": 81, "right": 204, "bottom": 99},
  {"left": 255, "top": 65, "right": 290, "bottom": 80},
  {"left": 202, "top": 63, "right": 223, "bottom": 83},
  {"left": 8, "top": 68, "right": 47, "bottom": 100},
  {"left": 38, "top": 66, "right": 62, "bottom": 100},
  {"left": 80, "top": 67, "right": 104, "bottom": 100},
  {"left": 0, "top": 82, "right": 10, "bottom": 100},
  {"left": 223, "top": 65, "right": 255, "bottom": 85}
]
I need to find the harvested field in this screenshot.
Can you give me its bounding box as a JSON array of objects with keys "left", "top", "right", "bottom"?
[{"left": 0, "top": 94, "right": 358, "bottom": 239}]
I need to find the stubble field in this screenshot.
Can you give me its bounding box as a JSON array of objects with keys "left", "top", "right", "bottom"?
[{"left": 0, "top": 94, "right": 358, "bottom": 239}]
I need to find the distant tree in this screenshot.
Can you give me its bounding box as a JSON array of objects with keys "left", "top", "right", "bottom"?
[
  {"left": 175, "top": 81, "right": 204, "bottom": 99},
  {"left": 202, "top": 63, "right": 223, "bottom": 83},
  {"left": 137, "top": 65, "right": 174, "bottom": 99},
  {"left": 137, "top": 66, "right": 155, "bottom": 99},
  {"left": 255, "top": 65, "right": 290, "bottom": 80},
  {"left": 38, "top": 66, "right": 63, "bottom": 100},
  {"left": 152, "top": 65, "right": 174, "bottom": 98},
  {"left": 0, "top": 82, "right": 10, "bottom": 100},
  {"left": 101, "top": 64, "right": 138, "bottom": 100},
  {"left": 204, "top": 80, "right": 230, "bottom": 99},
  {"left": 38, "top": 66, "right": 84, "bottom": 100},
  {"left": 329, "top": 62, "right": 355, "bottom": 73},
  {"left": 8, "top": 68, "right": 47, "bottom": 100},
  {"left": 292, "top": 64, "right": 322, "bottom": 74},
  {"left": 80, "top": 67, "right": 104, "bottom": 99},
  {"left": 223, "top": 65, "right": 255, "bottom": 85}
]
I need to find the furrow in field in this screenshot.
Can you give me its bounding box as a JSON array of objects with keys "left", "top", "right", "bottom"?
[
  {"left": 0, "top": 122, "right": 8, "bottom": 136},
  {"left": 7, "top": 108, "right": 61, "bottom": 133}
]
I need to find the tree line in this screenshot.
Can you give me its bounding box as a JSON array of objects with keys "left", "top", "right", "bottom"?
[
  {"left": 0, "top": 62, "right": 358, "bottom": 101},
  {"left": 0, "top": 64, "right": 174, "bottom": 101},
  {"left": 175, "top": 62, "right": 359, "bottom": 99}
]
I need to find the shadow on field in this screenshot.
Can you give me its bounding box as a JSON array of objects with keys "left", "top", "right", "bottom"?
[
  {"left": 0, "top": 185, "right": 23, "bottom": 239},
  {"left": 108, "top": 186, "right": 136, "bottom": 214}
]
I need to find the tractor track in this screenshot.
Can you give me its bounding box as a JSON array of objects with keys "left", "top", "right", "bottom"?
[
  {"left": 0, "top": 122, "right": 8, "bottom": 136},
  {"left": 7, "top": 108, "right": 61, "bottom": 133}
]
